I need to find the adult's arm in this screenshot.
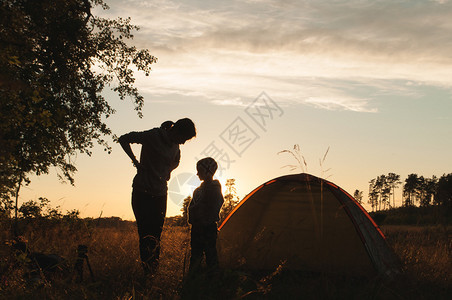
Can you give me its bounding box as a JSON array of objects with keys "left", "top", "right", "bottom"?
[
  {"left": 171, "top": 150, "right": 181, "bottom": 171},
  {"left": 118, "top": 134, "right": 140, "bottom": 168}
]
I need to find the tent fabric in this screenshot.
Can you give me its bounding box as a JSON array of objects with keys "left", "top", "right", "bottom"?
[{"left": 217, "top": 173, "right": 401, "bottom": 277}]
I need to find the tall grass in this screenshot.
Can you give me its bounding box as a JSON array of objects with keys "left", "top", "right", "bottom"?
[
  {"left": 1, "top": 219, "right": 450, "bottom": 299},
  {"left": 0, "top": 219, "right": 188, "bottom": 299},
  {"left": 382, "top": 225, "right": 451, "bottom": 288}
]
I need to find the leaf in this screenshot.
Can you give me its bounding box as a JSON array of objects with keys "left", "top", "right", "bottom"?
[{"left": 0, "top": 0, "right": 156, "bottom": 197}]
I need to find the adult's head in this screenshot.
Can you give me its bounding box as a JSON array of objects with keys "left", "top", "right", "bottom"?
[{"left": 168, "top": 118, "right": 196, "bottom": 144}]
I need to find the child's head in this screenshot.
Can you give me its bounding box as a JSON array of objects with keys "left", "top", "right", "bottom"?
[
  {"left": 169, "top": 118, "right": 196, "bottom": 145},
  {"left": 196, "top": 157, "right": 218, "bottom": 181}
]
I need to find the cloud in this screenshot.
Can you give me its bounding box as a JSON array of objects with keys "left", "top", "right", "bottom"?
[
  {"left": 95, "top": 0, "right": 452, "bottom": 112},
  {"left": 99, "top": 0, "right": 452, "bottom": 66},
  {"left": 124, "top": 0, "right": 452, "bottom": 61},
  {"left": 304, "top": 97, "right": 378, "bottom": 113},
  {"left": 211, "top": 97, "right": 249, "bottom": 107}
]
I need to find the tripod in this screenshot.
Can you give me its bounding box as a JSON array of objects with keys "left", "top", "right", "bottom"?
[{"left": 74, "top": 244, "right": 95, "bottom": 282}]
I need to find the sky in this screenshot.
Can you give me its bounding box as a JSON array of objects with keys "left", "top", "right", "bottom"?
[{"left": 20, "top": 0, "right": 452, "bottom": 220}]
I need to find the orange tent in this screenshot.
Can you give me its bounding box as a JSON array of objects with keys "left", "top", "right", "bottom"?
[{"left": 217, "top": 173, "right": 401, "bottom": 277}]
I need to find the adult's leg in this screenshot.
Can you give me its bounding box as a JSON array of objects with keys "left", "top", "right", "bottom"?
[{"left": 132, "top": 190, "right": 167, "bottom": 274}]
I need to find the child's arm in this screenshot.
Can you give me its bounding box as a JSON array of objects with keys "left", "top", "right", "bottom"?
[{"left": 199, "top": 182, "right": 224, "bottom": 223}]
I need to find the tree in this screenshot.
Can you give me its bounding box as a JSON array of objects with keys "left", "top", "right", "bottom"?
[
  {"left": 379, "top": 175, "right": 392, "bottom": 210},
  {"left": 17, "top": 196, "right": 77, "bottom": 220},
  {"left": 220, "top": 179, "right": 240, "bottom": 223},
  {"left": 419, "top": 176, "right": 437, "bottom": 207},
  {"left": 0, "top": 197, "right": 14, "bottom": 218},
  {"left": 435, "top": 174, "right": 452, "bottom": 209},
  {"left": 0, "top": 0, "right": 156, "bottom": 204},
  {"left": 386, "top": 173, "right": 401, "bottom": 208},
  {"left": 403, "top": 174, "right": 420, "bottom": 206},
  {"left": 353, "top": 189, "right": 363, "bottom": 205},
  {"left": 368, "top": 179, "right": 379, "bottom": 212},
  {"left": 368, "top": 175, "right": 392, "bottom": 211},
  {"left": 180, "top": 196, "right": 191, "bottom": 226},
  {"left": 18, "top": 197, "right": 52, "bottom": 219},
  {"left": 18, "top": 199, "right": 44, "bottom": 219}
]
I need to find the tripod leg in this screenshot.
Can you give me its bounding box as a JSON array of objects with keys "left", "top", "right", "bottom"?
[
  {"left": 85, "top": 257, "right": 95, "bottom": 281},
  {"left": 74, "top": 257, "right": 84, "bottom": 282}
]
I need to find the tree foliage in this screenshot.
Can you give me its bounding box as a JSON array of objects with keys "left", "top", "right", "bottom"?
[
  {"left": 0, "top": 0, "right": 157, "bottom": 200},
  {"left": 180, "top": 196, "right": 191, "bottom": 226},
  {"left": 18, "top": 197, "right": 49, "bottom": 219},
  {"left": 353, "top": 189, "right": 363, "bottom": 204},
  {"left": 435, "top": 174, "right": 452, "bottom": 209},
  {"left": 0, "top": 196, "right": 14, "bottom": 217},
  {"left": 386, "top": 173, "right": 401, "bottom": 208},
  {"left": 220, "top": 179, "right": 240, "bottom": 223},
  {"left": 367, "top": 173, "right": 449, "bottom": 212},
  {"left": 368, "top": 174, "right": 396, "bottom": 211},
  {"left": 16, "top": 196, "right": 79, "bottom": 220},
  {"left": 402, "top": 174, "right": 438, "bottom": 207}
]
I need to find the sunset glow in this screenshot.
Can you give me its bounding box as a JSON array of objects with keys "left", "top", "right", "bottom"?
[{"left": 20, "top": 0, "right": 452, "bottom": 219}]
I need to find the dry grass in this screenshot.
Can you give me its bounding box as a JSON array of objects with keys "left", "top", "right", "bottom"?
[
  {"left": 0, "top": 220, "right": 450, "bottom": 299},
  {"left": 381, "top": 225, "right": 451, "bottom": 288},
  {"left": 0, "top": 220, "right": 190, "bottom": 299}
]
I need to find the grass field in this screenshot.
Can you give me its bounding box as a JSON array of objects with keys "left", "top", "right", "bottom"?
[{"left": 0, "top": 219, "right": 450, "bottom": 299}]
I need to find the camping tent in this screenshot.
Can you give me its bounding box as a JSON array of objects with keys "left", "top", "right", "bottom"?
[{"left": 217, "top": 173, "right": 401, "bottom": 277}]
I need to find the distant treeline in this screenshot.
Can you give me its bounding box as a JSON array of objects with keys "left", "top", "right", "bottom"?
[
  {"left": 369, "top": 206, "right": 451, "bottom": 226},
  {"left": 353, "top": 173, "right": 452, "bottom": 213},
  {"left": 2, "top": 173, "right": 450, "bottom": 230}
]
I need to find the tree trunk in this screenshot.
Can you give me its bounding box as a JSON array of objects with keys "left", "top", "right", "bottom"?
[{"left": 13, "top": 175, "right": 23, "bottom": 237}]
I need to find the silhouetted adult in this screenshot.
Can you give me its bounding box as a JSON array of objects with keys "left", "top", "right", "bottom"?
[{"left": 119, "top": 118, "right": 196, "bottom": 275}]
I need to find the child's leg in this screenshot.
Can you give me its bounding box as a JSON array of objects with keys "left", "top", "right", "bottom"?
[
  {"left": 204, "top": 223, "right": 219, "bottom": 268},
  {"left": 189, "top": 225, "right": 204, "bottom": 273}
]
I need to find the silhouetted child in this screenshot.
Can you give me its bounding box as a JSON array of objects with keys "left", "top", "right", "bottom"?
[{"left": 188, "top": 157, "right": 224, "bottom": 274}]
